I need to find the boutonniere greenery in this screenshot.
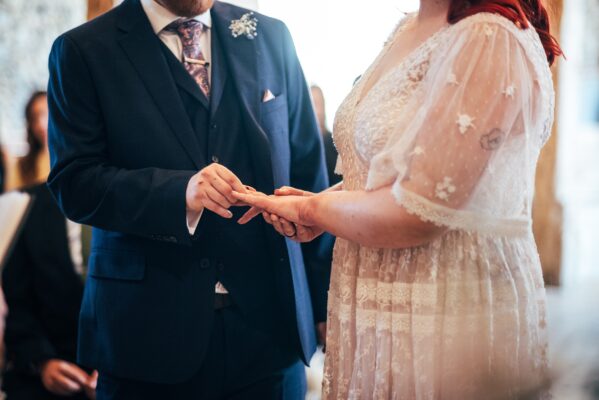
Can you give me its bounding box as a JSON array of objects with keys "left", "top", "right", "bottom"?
[{"left": 229, "top": 12, "right": 258, "bottom": 40}]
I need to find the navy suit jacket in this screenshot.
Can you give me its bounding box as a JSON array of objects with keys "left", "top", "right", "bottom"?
[{"left": 47, "top": 0, "right": 330, "bottom": 384}]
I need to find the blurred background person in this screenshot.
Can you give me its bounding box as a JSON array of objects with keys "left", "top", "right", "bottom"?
[
  {"left": 0, "top": 145, "right": 6, "bottom": 193},
  {"left": 311, "top": 85, "right": 341, "bottom": 186},
  {"left": 0, "top": 288, "right": 7, "bottom": 367},
  {"left": 6, "top": 91, "right": 50, "bottom": 191},
  {"left": 2, "top": 179, "right": 97, "bottom": 399}
]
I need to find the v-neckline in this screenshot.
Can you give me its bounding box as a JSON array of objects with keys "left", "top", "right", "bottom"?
[{"left": 355, "top": 14, "right": 449, "bottom": 107}]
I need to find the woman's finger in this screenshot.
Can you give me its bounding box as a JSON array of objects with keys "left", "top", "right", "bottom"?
[
  {"left": 270, "top": 214, "right": 286, "bottom": 236},
  {"left": 262, "top": 212, "right": 272, "bottom": 225},
  {"left": 231, "top": 192, "right": 272, "bottom": 210},
  {"left": 232, "top": 192, "right": 301, "bottom": 224},
  {"left": 275, "top": 186, "right": 313, "bottom": 197},
  {"left": 230, "top": 189, "right": 269, "bottom": 208},
  {"left": 279, "top": 218, "right": 297, "bottom": 237},
  {"left": 295, "top": 224, "right": 314, "bottom": 242},
  {"left": 237, "top": 206, "right": 262, "bottom": 225}
]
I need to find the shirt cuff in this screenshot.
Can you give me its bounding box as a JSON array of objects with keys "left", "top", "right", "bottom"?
[{"left": 186, "top": 209, "right": 203, "bottom": 235}]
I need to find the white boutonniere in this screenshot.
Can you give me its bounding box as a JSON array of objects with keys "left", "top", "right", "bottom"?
[{"left": 229, "top": 12, "right": 258, "bottom": 40}]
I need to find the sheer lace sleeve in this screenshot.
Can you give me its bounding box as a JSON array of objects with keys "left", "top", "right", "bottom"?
[{"left": 366, "top": 18, "right": 541, "bottom": 233}]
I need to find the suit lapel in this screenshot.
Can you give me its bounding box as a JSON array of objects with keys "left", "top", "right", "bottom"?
[
  {"left": 209, "top": 24, "right": 227, "bottom": 118},
  {"left": 117, "top": 0, "right": 205, "bottom": 169},
  {"left": 211, "top": 4, "right": 260, "bottom": 118},
  {"left": 211, "top": 3, "right": 274, "bottom": 191}
]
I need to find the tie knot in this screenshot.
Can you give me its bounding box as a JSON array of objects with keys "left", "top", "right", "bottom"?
[{"left": 165, "top": 19, "right": 205, "bottom": 41}]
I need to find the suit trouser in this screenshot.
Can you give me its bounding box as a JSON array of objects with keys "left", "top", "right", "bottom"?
[{"left": 96, "top": 304, "right": 306, "bottom": 400}]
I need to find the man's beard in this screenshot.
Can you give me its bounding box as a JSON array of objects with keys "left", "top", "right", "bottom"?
[{"left": 158, "top": 0, "right": 213, "bottom": 18}]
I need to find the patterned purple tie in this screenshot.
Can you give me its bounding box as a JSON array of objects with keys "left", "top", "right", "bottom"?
[{"left": 166, "top": 19, "right": 211, "bottom": 98}]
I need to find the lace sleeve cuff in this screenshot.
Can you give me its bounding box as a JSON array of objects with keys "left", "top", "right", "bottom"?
[{"left": 391, "top": 181, "right": 530, "bottom": 237}]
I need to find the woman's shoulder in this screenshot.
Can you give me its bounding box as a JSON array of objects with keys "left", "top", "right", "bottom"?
[
  {"left": 444, "top": 12, "right": 549, "bottom": 71},
  {"left": 384, "top": 12, "right": 417, "bottom": 45},
  {"left": 449, "top": 12, "right": 528, "bottom": 39}
]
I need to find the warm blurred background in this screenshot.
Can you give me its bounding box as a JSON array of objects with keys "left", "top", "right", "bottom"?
[{"left": 0, "top": 0, "right": 598, "bottom": 399}]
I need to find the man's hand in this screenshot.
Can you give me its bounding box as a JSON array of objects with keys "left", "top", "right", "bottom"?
[
  {"left": 186, "top": 163, "right": 249, "bottom": 218},
  {"left": 40, "top": 359, "right": 88, "bottom": 396},
  {"left": 83, "top": 370, "right": 98, "bottom": 399}
]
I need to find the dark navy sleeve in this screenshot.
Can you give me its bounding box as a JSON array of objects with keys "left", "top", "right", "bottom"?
[{"left": 47, "top": 34, "right": 195, "bottom": 246}]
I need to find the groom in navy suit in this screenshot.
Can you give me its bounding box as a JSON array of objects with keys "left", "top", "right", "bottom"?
[{"left": 47, "top": 0, "right": 331, "bottom": 398}]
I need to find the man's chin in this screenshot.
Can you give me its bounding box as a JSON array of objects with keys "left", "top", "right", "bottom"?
[
  {"left": 159, "top": 0, "right": 214, "bottom": 18},
  {"left": 179, "top": 7, "right": 210, "bottom": 18}
]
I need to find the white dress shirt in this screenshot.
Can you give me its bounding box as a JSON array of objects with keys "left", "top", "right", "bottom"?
[
  {"left": 66, "top": 219, "right": 84, "bottom": 276},
  {"left": 141, "top": 0, "right": 210, "bottom": 236},
  {"left": 141, "top": 0, "right": 228, "bottom": 294}
]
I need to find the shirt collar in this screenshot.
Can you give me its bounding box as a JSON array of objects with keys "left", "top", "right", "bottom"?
[{"left": 141, "top": 0, "right": 212, "bottom": 34}]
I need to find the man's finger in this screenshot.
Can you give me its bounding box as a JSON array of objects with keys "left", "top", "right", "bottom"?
[
  {"left": 209, "top": 174, "right": 239, "bottom": 204},
  {"left": 205, "top": 187, "right": 232, "bottom": 210},
  {"left": 215, "top": 165, "right": 248, "bottom": 196},
  {"left": 203, "top": 198, "right": 233, "bottom": 219}
]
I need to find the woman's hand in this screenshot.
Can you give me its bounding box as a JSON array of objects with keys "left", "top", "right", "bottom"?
[
  {"left": 234, "top": 187, "right": 325, "bottom": 242},
  {"left": 270, "top": 187, "right": 324, "bottom": 242},
  {"left": 233, "top": 191, "right": 311, "bottom": 225}
]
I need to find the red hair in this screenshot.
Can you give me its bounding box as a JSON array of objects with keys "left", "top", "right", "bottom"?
[{"left": 448, "top": 0, "right": 563, "bottom": 66}]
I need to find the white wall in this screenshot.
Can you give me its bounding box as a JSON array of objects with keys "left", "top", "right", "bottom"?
[
  {"left": 256, "top": 0, "right": 419, "bottom": 131},
  {"left": 226, "top": 0, "right": 258, "bottom": 10},
  {"left": 557, "top": 0, "right": 599, "bottom": 284}
]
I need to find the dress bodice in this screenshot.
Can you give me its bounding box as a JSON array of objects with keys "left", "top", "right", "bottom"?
[{"left": 332, "top": 12, "right": 554, "bottom": 237}]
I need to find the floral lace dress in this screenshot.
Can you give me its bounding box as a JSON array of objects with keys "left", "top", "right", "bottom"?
[{"left": 323, "top": 13, "right": 554, "bottom": 400}]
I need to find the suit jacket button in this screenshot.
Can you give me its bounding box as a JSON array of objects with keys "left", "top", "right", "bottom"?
[
  {"left": 200, "top": 258, "right": 211, "bottom": 269},
  {"left": 217, "top": 262, "right": 225, "bottom": 271},
  {"left": 211, "top": 155, "right": 219, "bottom": 163}
]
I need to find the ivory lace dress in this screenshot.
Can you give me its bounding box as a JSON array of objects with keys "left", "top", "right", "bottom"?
[{"left": 323, "top": 13, "right": 553, "bottom": 400}]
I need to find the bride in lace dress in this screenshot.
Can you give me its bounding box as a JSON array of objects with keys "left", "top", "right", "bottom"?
[{"left": 235, "top": 0, "right": 562, "bottom": 398}]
